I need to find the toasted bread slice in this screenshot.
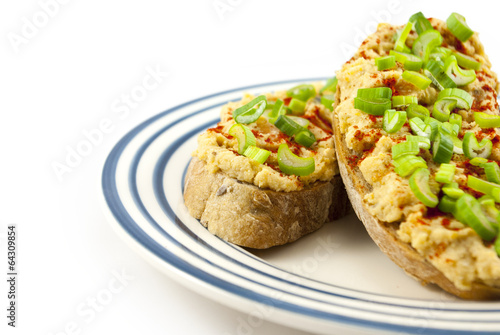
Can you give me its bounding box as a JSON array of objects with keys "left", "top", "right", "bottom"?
[
  {"left": 184, "top": 86, "right": 350, "bottom": 249},
  {"left": 333, "top": 17, "right": 500, "bottom": 299}
]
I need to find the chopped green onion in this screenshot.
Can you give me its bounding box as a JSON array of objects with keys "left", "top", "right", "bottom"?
[
  {"left": 287, "top": 84, "right": 316, "bottom": 102},
  {"left": 392, "top": 95, "right": 418, "bottom": 108},
  {"left": 462, "top": 132, "right": 492, "bottom": 159},
  {"left": 394, "top": 22, "right": 413, "bottom": 52},
  {"left": 320, "top": 77, "right": 338, "bottom": 94},
  {"left": 484, "top": 162, "right": 500, "bottom": 184},
  {"left": 492, "top": 189, "right": 500, "bottom": 203},
  {"left": 243, "top": 145, "right": 271, "bottom": 164},
  {"left": 443, "top": 182, "right": 465, "bottom": 199},
  {"left": 390, "top": 50, "right": 423, "bottom": 71},
  {"left": 439, "top": 122, "right": 459, "bottom": 136},
  {"left": 454, "top": 193, "right": 497, "bottom": 240},
  {"left": 444, "top": 55, "right": 476, "bottom": 86},
  {"left": 392, "top": 140, "right": 420, "bottom": 159},
  {"left": 383, "top": 109, "right": 407, "bottom": 133},
  {"left": 453, "top": 51, "right": 481, "bottom": 71},
  {"left": 435, "top": 163, "right": 456, "bottom": 184},
  {"left": 409, "top": 168, "right": 439, "bottom": 207},
  {"left": 277, "top": 143, "right": 315, "bottom": 176},
  {"left": 288, "top": 98, "right": 306, "bottom": 115},
  {"left": 409, "top": 12, "right": 433, "bottom": 35},
  {"left": 376, "top": 55, "right": 396, "bottom": 71},
  {"left": 320, "top": 94, "right": 335, "bottom": 110},
  {"left": 294, "top": 129, "right": 316, "bottom": 147},
  {"left": 402, "top": 70, "right": 432, "bottom": 90},
  {"left": 406, "top": 134, "right": 431, "bottom": 149},
  {"left": 478, "top": 196, "right": 500, "bottom": 230},
  {"left": 354, "top": 97, "right": 391, "bottom": 116},
  {"left": 437, "top": 88, "right": 473, "bottom": 110},
  {"left": 274, "top": 115, "right": 302, "bottom": 137},
  {"left": 432, "top": 131, "right": 454, "bottom": 163},
  {"left": 393, "top": 154, "right": 427, "bottom": 177},
  {"left": 425, "top": 116, "right": 441, "bottom": 141},
  {"left": 233, "top": 95, "right": 267, "bottom": 124},
  {"left": 409, "top": 117, "right": 433, "bottom": 139},
  {"left": 432, "top": 98, "right": 456, "bottom": 122},
  {"left": 449, "top": 113, "right": 462, "bottom": 133},
  {"left": 406, "top": 103, "right": 430, "bottom": 120},
  {"left": 430, "top": 47, "right": 452, "bottom": 62},
  {"left": 357, "top": 87, "right": 392, "bottom": 99},
  {"left": 424, "top": 60, "right": 457, "bottom": 90},
  {"left": 287, "top": 116, "right": 309, "bottom": 129},
  {"left": 228, "top": 124, "right": 256, "bottom": 154},
  {"left": 446, "top": 13, "right": 474, "bottom": 42},
  {"left": 467, "top": 175, "right": 500, "bottom": 198},
  {"left": 412, "top": 29, "right": 443, "bottom": 63},
  {"left": 268, "top": 99, "right": 286, "bottom": 124},
  {"left": 474, "top": 112, "right": 500, "bottom": 128},
  {"left": 469, "top": 157, "right": 488, "bottom": 166},
  {"left": 439, "top": 195, "right": 457, "bottom": 213}
]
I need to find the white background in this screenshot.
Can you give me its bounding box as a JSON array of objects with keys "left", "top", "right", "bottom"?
[{"left": 1, "top": 1, "right": 499, "bottom": 334}]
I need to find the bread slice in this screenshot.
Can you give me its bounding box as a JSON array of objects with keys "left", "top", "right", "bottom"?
[
  {"left": 183, "top": 86, "right": 350, "bottom": 249},
  {"left": 333, "top": 17, "right": 500, "bottom": 299},
  {"left": 184, "top": 157, "right": 348, "bottom": 249}
]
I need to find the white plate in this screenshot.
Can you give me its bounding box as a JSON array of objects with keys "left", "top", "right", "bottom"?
[{"left": 100, "top": 79, "right": 500, "bottom": 335}]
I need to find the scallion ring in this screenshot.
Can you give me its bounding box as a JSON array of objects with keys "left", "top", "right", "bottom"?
[
  {"left": 409, "top": 168, "right": 439, "bottom": 208},
  {"left": 432, "top": 98, "right": 456, "bottom": 122},
  {"left": 243, "top": 145, "right": 271, "bottom": 164},
  {"left": 402, "top": 70, "right": 432, "bottom": 90},
  {"left": 376, "top": 55, "right": 397, "bottom": 71},
  {"left": 435, "top": 163, "right": 456, "bottom": 184},
  {"left": 286, "top": 84, "right": 316, "bottom": 102},
  {"left": 432, "top": 131, "right": 454, "bottom": 164},
  {"left": 383, "top": 109, "right": 407, "bottom": 134},
  {"left": 233, "top": 95, "right": 267, "bottom": 124},
  {"left": 391, "top": 140, "right": 420, "bottom": 160},
  {"left": 277, "top": 143, "right": 315, "bottom": 176},
  {"left": 474, "top": 112, "right": 500, "bottom": 128},
  {"left": 392, "top": 154, "right": 427, "bottom": 177},
  {"left": 412, "top": 29, "right": 443, "bottom": 63},
  {"left": 354, "top": 97, "right": 392, "bottom": 116},
  {"left": 392, "top": 95, "right": 418, "bottom": 108},
  {"left": 437, "top": 88, "right": 473, "bottom": 110},
  {"left": 228, "top": 124, "right": 256, "bottom": 155},
  {"left": 484, "top": 162, "right": 500, "bottom": 184},
  {"left": 462, "top": 132, "right": 492, "bottom": 159},
  {"left": 444, "top": 55, "right": 476, "bottom": 86},
  {"left": 446, "top": 13, "right": 474, "bottom": 42}
]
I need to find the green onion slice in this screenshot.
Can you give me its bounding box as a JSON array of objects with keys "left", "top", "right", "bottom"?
[
  {"left": 357, "top": 87, "right": 392, "bottom": 99},
  {"left": 439, "top": 195, "right": 457, "bottom": 213},
  {"left": 442, "top": 182, "right": 464, "bottom": 199},
  {"left": 392, "top": 140, "right": 419, "bottom": 160},
  {"left": 288, "top": 98, "right": 307, "bottom": 115},
  {"left": 444, "top": 55, "right": 476, "bottom": 86},
  {"left": 446, "top": 13, "right": 474, "bottom": 42},
  {"left": 478, "top": 196, "right": 500, "bottom": 230},
  {"left": 439, "top": 121, "right": 459, "bottom": 137},
  {"left": 412, "top": 29, "right": 443, "bottom": 63},
  {"left": 424, "top": 60, "right": 457, "bottom": 90},
  {"left": 467, "top": 175, "right": 500, "bottom": 198},
  {"left": 409, "top": 12, "right": 433, "bottom": 34},
  {"left": 228, "top": 124, "right": 257, "bottom": 154},
  {"left": 277, "top": 143, "right": 315, "bottom": 176},
  {"left": 474, "top": 112, "right": 500, "bottom": 128},
  {"left": 453, "top": 51, "right": 481, "bottom": 71},
  {"left": 406, "top": 134, "right": 431, "bottom": 149},
  {"left": 294, "top": 129, "right": 316, "bottom": 148},
  {"left": 274, "top": 115, "right": 302, "bottom": 137},
  {"left": 320, "top": 77, "right": 338, "bottom": 94},
  {"left": 393, "top": 154, "right": 427, "bottom": 177},
  {"left": 287, "top": 116, "right": 309, "bottom": 129},
  {"left": 435, "top": 163, "right": 456, "bottom": 184},
  {"left": 402, "top": 70, "right": 432, "bottom": 90},
  {"left": 392, "top": 95, "right": 418, "bottom": 108},
  {"left": 354, "top": 97, "right": 391, "bottom": 116},
  {"left": 449, "top": 113, "right": 462, "bottom": 133},
  {"left": 462, "top": 132, "right": 492, "bottom": 159},
  {"left": 406, "top": 103, "right": 430, "bottom": 120},
  {"left": 233, "top": 95, "right": 267, "bottom": 124},
  {"left": 454, "top": 193, "right": 497, "bottom": 240},
  {"left": 432, "top": 131, "right": 454, "bottom": 163},
  {"left": 320, "top": 94, "right": 335, "bottom": 111},
  {"left": 390, "top": 50, "right": 423, "bottom": 71},
  {"left": 376, "top": 55, "right": 396, "bottom": 71},
  {"left": 394, "top": 22, "right": 413, "bottom": 52},
  {"left": 409, "top": 168, "right": 439, "bottom": 207},
  {"left": 409, "top": 117, "right": 434, "bottom": 139},
  {"left": 437, "top": 88, "right": 473, "bottom": 110},
  {"left": 430, "top": 47, "right": 452, "bottom": 62},
  {"left": 432, "top": 98, "right": 456, "bottom": 122},
  {"left": 425, "top": 116, "right": 441, "bottom": 141},
  {"left": 287, "top": 84, "right": 316, "bottom": 102},
  {"left": 268, "top": 99, "right": 286, "bottom": 124},
  {"left": 383, "top": 109, "right": 407, "bottom": 134},
  {"left": 243, "top": 145, "right": 270, "bottom": 164},
  {"left": 469, "top": 157, "right": 488, "bottom": 166},
  {"left": 484, "top": 162, "right": 500, "bottom": 184}
]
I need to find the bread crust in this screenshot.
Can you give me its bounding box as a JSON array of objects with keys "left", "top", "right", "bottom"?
[
  {"left": 332, "top": 115, "right": 500, "bottom": 300},
  {"left": 184, "top": 157, "right": 349, "bottom": 249}
]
